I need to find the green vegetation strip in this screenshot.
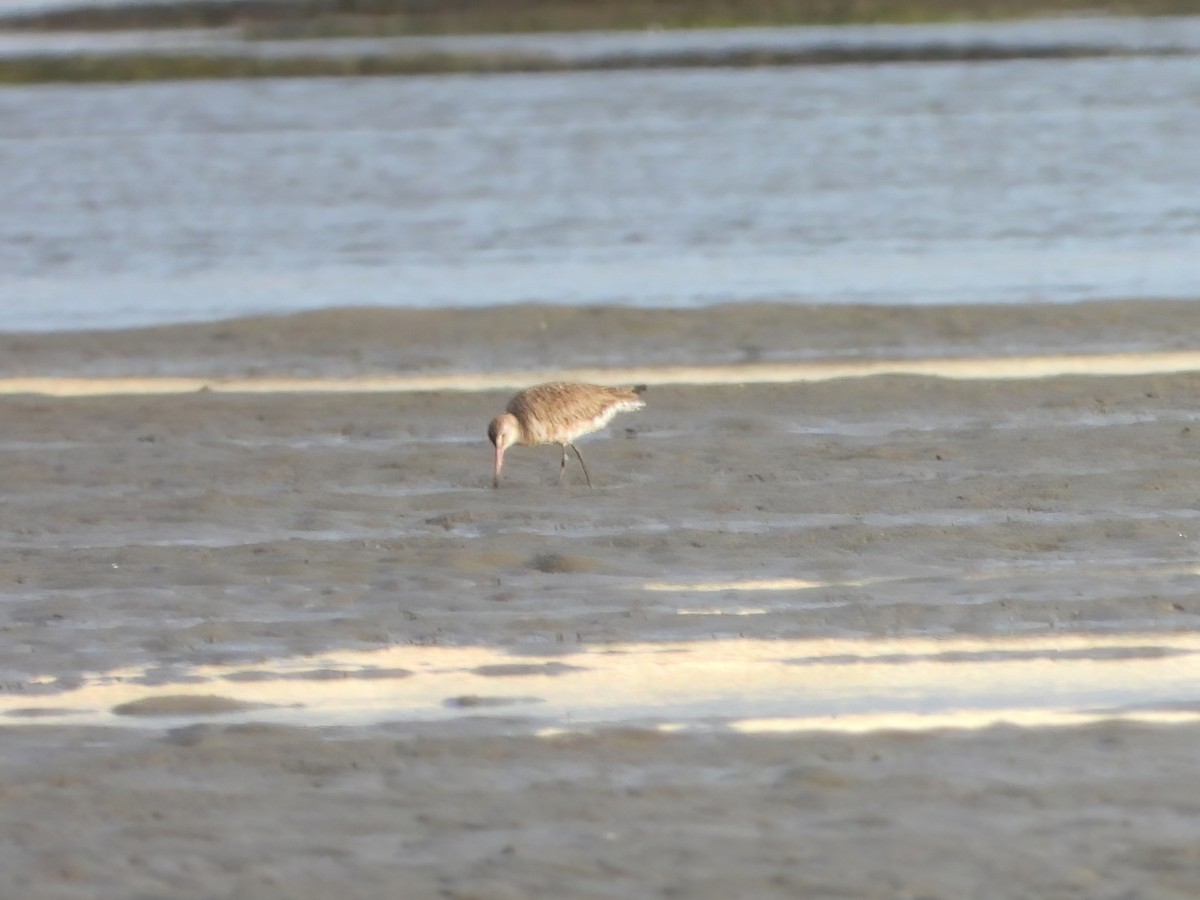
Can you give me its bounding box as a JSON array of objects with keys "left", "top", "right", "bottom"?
[
  {"left": 4, "top": 0, "right": 1200, "bottom": 36},
  {"left": 0, "top": 44, "right": 1158, "bottom": 84},
  {"left": 0, "top": 53, "right": 549, "bottom": 84}
]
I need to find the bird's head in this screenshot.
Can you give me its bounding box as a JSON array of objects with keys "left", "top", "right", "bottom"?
[{"left": 487, "top": 413, "right": 521, "bottom": 487}]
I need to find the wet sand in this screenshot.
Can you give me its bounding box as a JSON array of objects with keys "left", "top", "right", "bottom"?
[{"left": 2, "top": 299, "right": 1200, "bottom": 898}]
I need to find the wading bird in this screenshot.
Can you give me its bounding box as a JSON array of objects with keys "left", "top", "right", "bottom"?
[{"left": 488, "top": 381, "right": 647, "bottom": 488}]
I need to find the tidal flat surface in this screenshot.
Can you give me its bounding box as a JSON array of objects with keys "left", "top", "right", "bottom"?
[{"left": 2, "top": 303, "right": 1200, "bottom": 897}]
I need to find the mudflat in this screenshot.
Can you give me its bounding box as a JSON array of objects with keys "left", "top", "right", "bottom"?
[{"left": 2, "top": 299, "right": 1199, "bottom": 899}]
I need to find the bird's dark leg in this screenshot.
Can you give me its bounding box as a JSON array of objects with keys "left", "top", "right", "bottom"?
[
  {"left": 558, "top": 445, "right": 569, "bottom": 484},
  {"left": 568, "top": 443, "right": 593, "bottom": 488}
]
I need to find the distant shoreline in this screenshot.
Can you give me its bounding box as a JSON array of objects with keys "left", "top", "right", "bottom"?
[
  {"left": 3, "top": 0, "right": 1200, "bottom": 82},
  {"left": 4, "top": 0, "right": 1200, "bottom": 36},
  {"left": 2, "top": 39, "right": 1182, "bottom": 85}
]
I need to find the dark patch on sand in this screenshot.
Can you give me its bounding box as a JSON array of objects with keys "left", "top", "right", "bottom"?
[
  {"left": 471, "top": 662, "right": 588, "bottom": 678},
  {"left": 112, "top": 694, "right": 271, "bottom": 717},
  {"left": 442, "top": 695, "right": 545, "bottom": 708}
]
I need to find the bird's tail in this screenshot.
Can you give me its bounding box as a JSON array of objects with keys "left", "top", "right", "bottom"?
[{"left": 631, "top": 384, "right": 648, "bottom": 396}]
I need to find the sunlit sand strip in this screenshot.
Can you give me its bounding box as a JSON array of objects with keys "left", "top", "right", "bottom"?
[
  {"left": 661, "top": 575, "right": 888, "bottom": 615},
  {"left": 4, "top": 631, "right": 1200, "bottom": 733},
  {"left": 730, "top": 707, "right": 1200, "bottom": 735},
  {"left": 676, "top": 607, "right": 771, "bottom": 616},
  {"left": 4, "top": 350, "right": 1200, "bottom": 397},
  {"left": 647, "top": 576, "right": 894, "bottom": 593},
  {"left": 541, "top": 707, "right": 1200, "bottom": 738}
]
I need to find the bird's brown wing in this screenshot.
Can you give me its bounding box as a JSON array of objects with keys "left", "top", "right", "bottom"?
[{"left": 507, "top": 382, "right": 644, "bottom": 445}]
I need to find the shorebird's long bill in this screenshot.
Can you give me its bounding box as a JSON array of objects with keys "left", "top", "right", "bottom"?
[{"left": 493, "top": 446, "right": 504, "bottom": 488}]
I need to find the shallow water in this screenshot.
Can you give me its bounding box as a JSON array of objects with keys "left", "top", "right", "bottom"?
[{"left": 2, "top": 37, "right": 1199, "bottom": 330}]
